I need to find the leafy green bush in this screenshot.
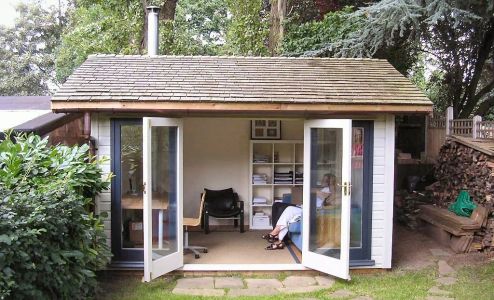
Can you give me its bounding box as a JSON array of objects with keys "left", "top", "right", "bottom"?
[{"left": 0, "top": 133, "right": 112, "bottom": 299}]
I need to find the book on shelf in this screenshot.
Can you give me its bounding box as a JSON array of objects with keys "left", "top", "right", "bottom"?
[{"left": 274, "top": 171, "right": 293, "bottom": 184}]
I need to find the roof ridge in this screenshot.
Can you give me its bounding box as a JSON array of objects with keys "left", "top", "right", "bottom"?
[{"left": 86, "top": 54, "right": 384, "bottom": 61}]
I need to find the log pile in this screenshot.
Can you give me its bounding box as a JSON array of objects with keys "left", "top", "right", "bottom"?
[{"left": 427, "top": 139, "right": 494, "bottom": 252}]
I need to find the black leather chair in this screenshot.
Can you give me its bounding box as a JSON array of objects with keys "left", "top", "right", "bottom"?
[{"left": 202, "top": 188, "right": 244, "bottom": 234}]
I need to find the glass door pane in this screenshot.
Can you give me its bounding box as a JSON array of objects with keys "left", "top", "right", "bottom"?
[
  {"left": 150, "top": 126, "right": 177, "bottom": 257},
  {"left": 121, "top": 125, "right": 144, "bottom": 250},
  {"left": 303, "top": 119, "right": 351, "bottom": 280},
  {"left": 351, "top": 127, "right": 364, "bottom": 249},
  {"left": 143, "top": 118, "right": 183, "bottom": 282},
  {"left": 309, "top": 128, "right": 343, "bottom": 258}
]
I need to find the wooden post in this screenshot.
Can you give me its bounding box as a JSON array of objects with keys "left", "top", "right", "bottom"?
[
  {"left": 445, "top": 106, "right": 454, "bottom": 136},
  {"left": 472, "top": 115, "right": 482, "bottom": 139}
]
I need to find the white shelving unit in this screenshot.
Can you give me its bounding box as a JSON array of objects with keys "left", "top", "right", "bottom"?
[{"left": 249, "top": 140, "right": 304, "bottom": 230}]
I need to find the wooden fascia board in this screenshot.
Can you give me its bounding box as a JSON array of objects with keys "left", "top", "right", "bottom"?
[{"left": 51, "top": 101, "right": 432, "bottom": 114}]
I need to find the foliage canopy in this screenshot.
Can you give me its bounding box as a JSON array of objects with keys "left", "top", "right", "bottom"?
[
  {"left": 304, "top": 0, "right": 494, "bottom": 117},
  {"left": 0, "top": 2, "right": 62, "bottom": 95}
]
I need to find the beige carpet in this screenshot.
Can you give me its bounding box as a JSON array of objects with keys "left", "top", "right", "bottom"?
[{"left": 184, "top": 231, "right": 298, "bottom": 264}]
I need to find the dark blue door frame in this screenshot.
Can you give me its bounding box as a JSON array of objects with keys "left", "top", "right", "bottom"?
[{"left": 111, "top": 119, "right": 143, "bottom": 263}]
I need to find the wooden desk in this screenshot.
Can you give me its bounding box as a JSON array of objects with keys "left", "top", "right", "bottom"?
[
  {"left": 121, "top": 192, "right": 169, "bottom": 249},
  {"left": 122, "top": 193, "right": 168, "bottom": 210}
]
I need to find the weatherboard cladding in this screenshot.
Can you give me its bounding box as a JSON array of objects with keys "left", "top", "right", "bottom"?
[{"left": 53, "top": 55, "right": 430, "bottom": 106}]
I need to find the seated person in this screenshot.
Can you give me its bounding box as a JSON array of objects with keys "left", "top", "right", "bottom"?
[{"left": 263, "top": 173, "right": 337, "bottom": 250}]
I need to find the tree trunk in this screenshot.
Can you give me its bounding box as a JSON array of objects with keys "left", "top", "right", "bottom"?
[
  {"left": 268, "top": 0, "right": 287, "bottom": 56},
  {"left": 139, "top": 0, "right": 178, "bottom": 54}
]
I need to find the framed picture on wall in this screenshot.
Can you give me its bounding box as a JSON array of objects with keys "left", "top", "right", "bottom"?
[{"left": 251, "top": 120, "right": 281, "bottom": 139}]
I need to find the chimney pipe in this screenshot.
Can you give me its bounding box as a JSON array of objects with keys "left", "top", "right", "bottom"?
[{"left": 147, "top": 6, "right": 160, "bottom": 56}]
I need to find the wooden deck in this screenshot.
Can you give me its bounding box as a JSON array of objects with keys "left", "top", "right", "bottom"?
[{"left": 450, "top": 135, "right": 494, "bottom": 156}]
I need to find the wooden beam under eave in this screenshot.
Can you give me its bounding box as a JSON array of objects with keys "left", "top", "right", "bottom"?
[{"left": 51, "top": 101, "right": 432, "bottom": 115}]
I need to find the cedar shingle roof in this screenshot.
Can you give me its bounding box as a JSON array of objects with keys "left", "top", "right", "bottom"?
[{"left": 52, "top": 55, "right": 431, "bottom": 106}]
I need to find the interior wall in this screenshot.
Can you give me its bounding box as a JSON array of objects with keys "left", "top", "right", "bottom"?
[{"left": 183, "top": 118, "right": 304, "bottom": 224}]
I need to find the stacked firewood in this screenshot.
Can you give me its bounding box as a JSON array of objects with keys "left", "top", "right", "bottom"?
[{"left": 427, "top": 139, "right": 494, "bottom": 252}]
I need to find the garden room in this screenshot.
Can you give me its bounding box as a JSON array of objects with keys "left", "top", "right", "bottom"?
[{"left": 90, "top": 114, "right": 393, "bottom": 280}]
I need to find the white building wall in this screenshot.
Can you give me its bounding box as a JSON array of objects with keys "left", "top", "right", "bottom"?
[
  {"left": 91, "top": 113, "right": 112, "bottom": 247},
  {"left": 370, "top": 115, "right": 395, "bottom": 268}
]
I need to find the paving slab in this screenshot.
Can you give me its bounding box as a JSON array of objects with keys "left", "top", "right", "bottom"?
[
  {"left": 175, "top": 277, "right": 215, "bottom": 289},
  {"left": 435, "top": 277, "right": 457, "bottom": 286},
  {"left": 175, "top": 277, "right": 214, "bottom": 289},
  {"left": 282, "top": 276, "right": 317, "bottom": 288},
  {"left": 215, "top": 277, "right": 244, "bottom": 289},
  {"left": 430, "top": 248, "right": 452, "bottom": 257},
  {"left": 315, "top": 276, "right": 336, "bottom": 287},
  {"left": 245, "top": 278, "right": 283, "bottom": 289},
  {"left": 425, "top": 296, "right": 454, "bottom": 300},
  {"left": 428, "top": 286, "right": 452, "bottom": 296},
  {"left": 437, "top": 260, "right": 456, "bottom": 277},
  {"left": 172, "top": 288, "right": 225, "bottom": 297},
  {"left": 278, "top": 286, "right": 327, "bottom": 294},
  {"left": 329, "top": 289, "right": 355, "bottom": 298},
  {"left": 228, "top": 288, "right": 278, "bottom": 297}
]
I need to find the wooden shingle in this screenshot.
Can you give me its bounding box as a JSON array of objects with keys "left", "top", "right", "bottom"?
[{"left": 53, "top": 55, "right": 431, "bottom": 108}]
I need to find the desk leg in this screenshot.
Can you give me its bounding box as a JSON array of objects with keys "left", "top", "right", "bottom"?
[{"left": 158, "top": 209, "right": 163, "bottom": 249}]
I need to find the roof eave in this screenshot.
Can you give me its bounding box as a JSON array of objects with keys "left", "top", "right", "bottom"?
[{"left": 51, "top": 100, "right": 432, "bottom": 115}]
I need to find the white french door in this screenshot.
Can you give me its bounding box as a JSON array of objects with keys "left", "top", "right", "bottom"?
[
  {"left": 302, "top": 119, "right": 352, "bottom": 280},
  {"left": 143, "top": 117, "right": 183, "bottom": 281}
]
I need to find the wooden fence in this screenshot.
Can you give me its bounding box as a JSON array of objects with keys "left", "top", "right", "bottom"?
[
  {"left": 426, "top": 108, "right": 494, "bottom": 161},
  {"left": 449, "top": 119, "right": 473, "bottom": 136},
  {"left": 445, "top": 107, "right": 494, "bottom": 140},
  {"left": 426, "top": 115, "right": 446, "bottom": 161},
  {"left": 476, "top": 121, "right": 494, "bottom": 139}
]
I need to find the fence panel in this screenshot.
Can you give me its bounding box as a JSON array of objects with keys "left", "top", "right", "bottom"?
[
  {"left": 450, "top": 119, "right": 473, "bottom": 136},
  {"left": 476, "top": 121, "right": 494, "bottom": 139}
]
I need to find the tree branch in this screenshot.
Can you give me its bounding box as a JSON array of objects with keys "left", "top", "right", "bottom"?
[
  {"left": 474, "top": 95, "right": 494, "bottom": 116},
  {"left": 473, "top": 79, "right": 494, "bottom": 102},
  {"left": 459, "top": 16, "right": 494, "bottom": 117}
]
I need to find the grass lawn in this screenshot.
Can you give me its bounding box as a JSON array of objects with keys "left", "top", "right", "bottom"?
[{"left": 97, "top": 262, "right": 494, "bottom": 300}]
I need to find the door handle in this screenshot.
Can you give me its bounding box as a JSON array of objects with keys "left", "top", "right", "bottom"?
[{"left": 338, "top": 182, "right": 352, "bottom": 196}]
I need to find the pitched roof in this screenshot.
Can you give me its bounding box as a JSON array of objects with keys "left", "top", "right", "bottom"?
[
  {"left": 0, "top": 96, "right": 51, "bottom": 110},
  {"left": 0, "top": 96, "right": 77, "bottom": 134},
  {"left": 52, "top": 55, "right": 431, "bottom": 108}
]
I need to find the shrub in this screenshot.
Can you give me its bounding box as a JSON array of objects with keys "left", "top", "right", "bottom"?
[{"left": 0, "top": 133, "right": 112, "bottom": 299}]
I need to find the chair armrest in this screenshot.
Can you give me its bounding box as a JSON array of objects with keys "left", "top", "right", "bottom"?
[{"left": 238, "top": 200, "right": 244, "bottom": 211}]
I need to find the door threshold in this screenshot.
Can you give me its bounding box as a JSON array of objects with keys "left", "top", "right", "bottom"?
[{"left": 182, "top": 263, "right": 307, "bottom": 271}]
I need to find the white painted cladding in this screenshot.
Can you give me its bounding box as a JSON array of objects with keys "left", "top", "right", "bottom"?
[{"left": 92, "top": 114, "right": 394, "bottom": 268}]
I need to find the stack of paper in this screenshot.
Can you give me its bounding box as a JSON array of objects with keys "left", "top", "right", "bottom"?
[
  {"left": 252, "top": 173, "right": 268, "bottom": 184},
  {"left": 253, "top": 154, "right": 269, "bottom": 163},
  {"left": 253, "top": 197, "right": 267, "bottom": 204}
]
